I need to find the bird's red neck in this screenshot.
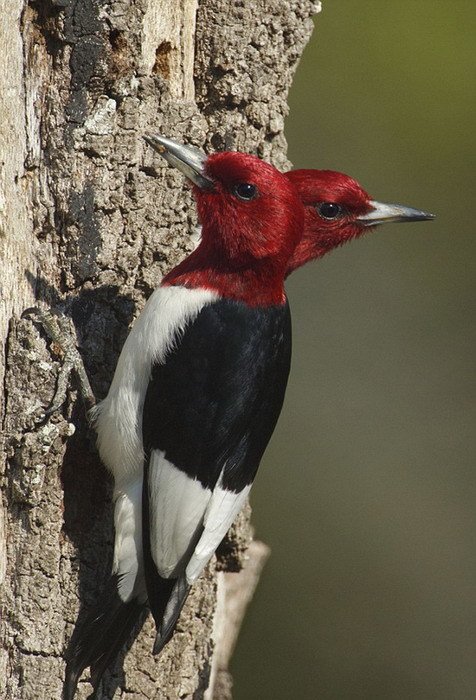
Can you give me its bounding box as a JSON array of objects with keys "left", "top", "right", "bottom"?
[
  {"left": 163, "top": 243, "right": 287, "bottom": 307},
  {"left": 285, "top": 218, "right": 364, "bottom": 276},
  {"left": 285, "top": 231, "right": 328, "bottom": 275}
]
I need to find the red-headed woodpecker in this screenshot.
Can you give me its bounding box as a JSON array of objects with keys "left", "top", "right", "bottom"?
[
  {"left": 64, "top": 137, "right": 304, "bottom": 698},
  {"left": 64, "top": 140, "right": 434, "bottom": 699},
  {"left": 285, "top": 168, "right": 434, "bottom": 274}
]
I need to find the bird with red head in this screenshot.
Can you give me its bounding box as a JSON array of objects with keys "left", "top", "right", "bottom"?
[
  {"left": 64, "top": 136, "right": 305, "bottom": 699},
  {"left": 285, "top": 168, "right": 434, "bottom": 274},
  {"left": 162, "top": 148, "right": 304, "bottom": 305}
]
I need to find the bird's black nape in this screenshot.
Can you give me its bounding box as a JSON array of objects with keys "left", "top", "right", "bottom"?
[{"left": 63, "top": 575, "right": 147, "bottom": 700}]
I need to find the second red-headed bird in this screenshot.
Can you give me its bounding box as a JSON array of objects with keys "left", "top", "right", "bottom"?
[{"left": 64, "top": 137, "right": 433, "bottom": 699}]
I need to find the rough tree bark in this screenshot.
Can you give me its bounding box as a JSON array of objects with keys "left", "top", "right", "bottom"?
[{"left": 0, "top": 1, "right": 319, "bottom": 698}]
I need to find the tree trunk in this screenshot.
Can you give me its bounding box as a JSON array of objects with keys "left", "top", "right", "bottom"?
[{"left": 0, "top": 1, "right": 318, "bottom": 698}]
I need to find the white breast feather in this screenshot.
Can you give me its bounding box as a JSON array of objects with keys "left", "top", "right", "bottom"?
[{"left": 92, "top": 285, "right": 217, "bottom": 487}]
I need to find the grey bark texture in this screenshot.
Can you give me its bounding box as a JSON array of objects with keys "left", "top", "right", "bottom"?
[{"left": 0, "top": 1, "right": 319, "bottom": 698}]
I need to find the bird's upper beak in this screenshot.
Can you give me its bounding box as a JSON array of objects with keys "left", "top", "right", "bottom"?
[
  {"left": 357, "top": 200, "right": 435, "bottom": 227},
  {"left": 144, "top": 134, "right": 214, "bottom": 190}
]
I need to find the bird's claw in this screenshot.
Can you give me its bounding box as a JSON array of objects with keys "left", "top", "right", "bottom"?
[{"left": 23, "top": 306, "right": 96, "bottom": 415}]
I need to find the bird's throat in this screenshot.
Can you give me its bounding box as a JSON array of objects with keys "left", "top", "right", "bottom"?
[{"left": 163, "top": 247, "right": 287, "bottom": 307}]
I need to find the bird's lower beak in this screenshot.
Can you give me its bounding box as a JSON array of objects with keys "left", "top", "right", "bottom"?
[
  {"left": 144, "top": 134, "right": 214, "bottom": 190},
  {"left": 357, "top": 200, "right": 435, "bottom": 227}
]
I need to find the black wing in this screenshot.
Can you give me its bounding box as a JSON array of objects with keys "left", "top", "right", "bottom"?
[{"left": 142, "top": 297, "right": 292, "bottom": 634}]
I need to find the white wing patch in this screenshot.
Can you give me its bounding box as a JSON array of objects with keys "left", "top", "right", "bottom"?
[
  {"left": 186, "top": 479, "right": 252, "bottom": 584},
  {"left": 148, "top": 450, "right": 211, "bottom": 578},
  {"left": 148, "top": 453, "right": 251, "bottom": 585},
  {"left": 113, "top": 477, "right": 146, "bottom": 603}
]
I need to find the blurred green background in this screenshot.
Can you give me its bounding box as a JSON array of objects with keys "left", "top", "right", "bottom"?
[{"left": 233, "top": 2, "right": 476, "bottom": 699}]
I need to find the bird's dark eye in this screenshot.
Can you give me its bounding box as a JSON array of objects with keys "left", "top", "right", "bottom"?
[
  {"left": 233, "top": 183, "right": 258, "bottom": 201},
  {"left": 317, "top": 202, "right": 343, "bottom": 220}
]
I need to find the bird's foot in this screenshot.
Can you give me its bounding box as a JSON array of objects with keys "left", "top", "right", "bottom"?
[{"left": 23, "top": 307, "right": 96, "bottom": 416}]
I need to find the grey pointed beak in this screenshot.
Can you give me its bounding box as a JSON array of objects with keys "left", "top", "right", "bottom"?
[
  {"left": 357, "top": 200, "right": 435, "bottom": 227},
  {"left": 143, "top": 134, "right": 214, "bottom": 190}
]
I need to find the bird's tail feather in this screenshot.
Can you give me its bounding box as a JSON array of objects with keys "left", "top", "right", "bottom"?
[
  {"left": 143, "top": 553, "right": 193, "bottom": 655},
  {"left": 153, "top": 575, "right": 191, "bottom": 655},
  {"left": 63, "top": 575, "right": 147, "bottom": 700}
]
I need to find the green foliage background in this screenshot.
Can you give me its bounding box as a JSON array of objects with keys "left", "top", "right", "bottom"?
[{"left": 234, "top": 2, "right": 476, "bottom": 698}]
